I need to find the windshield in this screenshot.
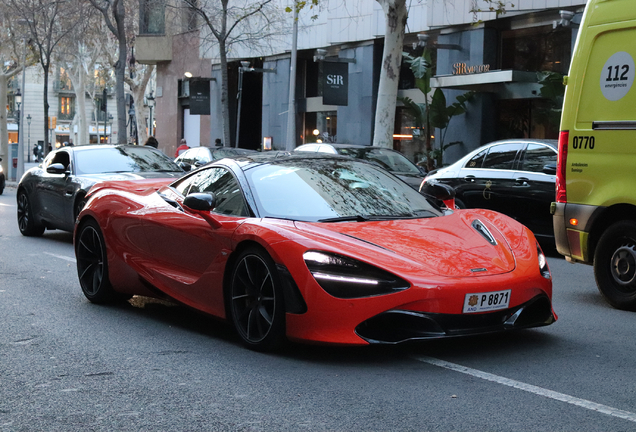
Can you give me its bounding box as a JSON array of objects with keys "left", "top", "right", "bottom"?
[
  {"left": 74, "top": 147, "right": 183, "bottom": 175},
  {"left": 335, "top": 148, "right": 421, "bottom": 174},
  {"left": 245, "top": 158, "right": 440, "bottom": 222}
]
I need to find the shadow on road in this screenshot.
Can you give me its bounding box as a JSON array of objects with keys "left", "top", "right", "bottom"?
[{"left": 90, "top": 294, "right": 560, "bottom": 365}]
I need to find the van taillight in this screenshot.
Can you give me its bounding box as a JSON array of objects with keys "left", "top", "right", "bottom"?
[{"left": 556, "top": 130, "right": 568, "bottom": 203}]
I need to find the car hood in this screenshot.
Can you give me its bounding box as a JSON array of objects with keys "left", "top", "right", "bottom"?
[{"left": 295, "top": 211, "right": 516, "bottom": 277}]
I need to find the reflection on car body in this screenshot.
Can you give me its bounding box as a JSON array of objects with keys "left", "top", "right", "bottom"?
[
  {"left": 17, "top": 144, "right": 184, "bottom": 235},
  {"left": 74, "top": 153, "right": 556, "bottom": 352},
  {"left": 175, "top": 146, "right": 258, "bottom": 171},
  {"left": 423, "top": 139, "right": 557, "bottom": 242}
]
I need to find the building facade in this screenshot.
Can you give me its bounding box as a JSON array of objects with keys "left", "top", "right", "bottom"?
[{"left": 136, "top": 0, "right": 585, "bottom": 164}]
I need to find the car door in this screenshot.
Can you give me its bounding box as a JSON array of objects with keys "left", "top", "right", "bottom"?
[
  {"left": 509, "top": 143, "right": 558, "bottom": 239},
  {"left": 455, "top": 143, "right": 522, "bottom": 211},
  {"left": 37, "top": 149, "right": 76, "bottom": 229},
  {"left": 140, "top": 167, "right": 250, "bottom": 314}
]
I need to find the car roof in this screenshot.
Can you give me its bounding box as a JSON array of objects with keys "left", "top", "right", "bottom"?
[
  {"left": 60, "top": 144, "right": 155, "bottom": 153},
  {"left": 482, "top": 139, "right": 558, "bottom": 150}
]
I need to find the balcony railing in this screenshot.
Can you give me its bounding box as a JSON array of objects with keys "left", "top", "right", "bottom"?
[{"left": 58, "top": 112, "right": 74, "bottom": 121}]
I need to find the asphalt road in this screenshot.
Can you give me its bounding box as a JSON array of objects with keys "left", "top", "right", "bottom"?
[{"left": 2, "top": 185, "right": 636, "bottom": 431}]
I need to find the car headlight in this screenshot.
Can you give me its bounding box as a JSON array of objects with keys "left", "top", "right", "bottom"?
[
  {"left": 303, "top": 251, "right": 410, "bottom": 299},
  {"left": 537, "top": 242, "right": 551, "bottom": 279}
]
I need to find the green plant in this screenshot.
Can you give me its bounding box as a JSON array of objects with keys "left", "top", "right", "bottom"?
[{"left": 401, "top": 50, "right": 474, "bottom": 169}]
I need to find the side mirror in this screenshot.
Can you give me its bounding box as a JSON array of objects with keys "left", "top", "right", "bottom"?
[
  {"left": 47, "top": 163, "right": 68, "bottom": 175},
  {"left": 178, "top": 162, "right": 192, "bottom": 172},
  {"left": 183, "top": 193, "right": 222, "bottom": 229},
  {"left": 542, "top": 164, "right": 557, "bottom": 175},
  {"left": 183, "top": 192, "right": 216, "bottom": 211},
  {"left": 420, "top": 179, "right": 457, "bottom": 209}
]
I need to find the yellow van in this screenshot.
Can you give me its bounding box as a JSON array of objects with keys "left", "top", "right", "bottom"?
[{"left": 553, "top": 0, "right": 636, "bottom": 310}]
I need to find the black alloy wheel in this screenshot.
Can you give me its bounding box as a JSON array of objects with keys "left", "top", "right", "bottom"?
[
  {"left": 230, "top": 247, "right": 286, "bottom": 351},
  {"left": 17, "top": 190, "right": 45, "bottom": 236},
  {"left": 594, "top": 221, "right": 636, "bottom": 310},
  {"left": 76, "top": 219, "right": 115, "bottom": 303}
]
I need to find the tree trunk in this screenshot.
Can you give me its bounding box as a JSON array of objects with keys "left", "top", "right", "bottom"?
[
  {"left": 219, "top": 38, "right": 231, "bottom": 147},
  {"left": 372, "top": 0, "right": 407, "bottom": 149},
  {"left": 114, "top": 0, "right": 127, "bottom": 144}
]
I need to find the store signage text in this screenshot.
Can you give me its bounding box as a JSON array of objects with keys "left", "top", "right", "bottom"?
[{"left": 453, "top": 63, "right": 491, "bottom": 75}]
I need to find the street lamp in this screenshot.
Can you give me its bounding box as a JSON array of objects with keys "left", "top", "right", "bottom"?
[
  {"left": 26, "top": 114, "right": 31, "bottom": 162},
  {"left": 107, "top": 114, "right": 113, "bottom": 143},
  {"left": 14, "top": 90, "right": 22, "bottom": 179},
  {"left": 146, "top": 91, "right": 155, "bottom": 137},
  {"left": 235, "top": 61, "right": 251, "bottom": 148}
]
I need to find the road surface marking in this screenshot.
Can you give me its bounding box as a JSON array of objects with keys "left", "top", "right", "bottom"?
[
  {"left": 414, "top": 355, "right": 636, "bottom": 423},
  {"left": 44, "top": 252, "right": 76, "bottom": 263}
]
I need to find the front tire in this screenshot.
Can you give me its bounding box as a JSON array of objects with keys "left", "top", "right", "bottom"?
[
  {"left": 594, "top": 221, "right": 636, "bottom": 310},
  {"left": 17, "top": 191, "right": 45, "bottom": 236},
  {"left": 76, "top": 219, "right": 116, "bottom": 303},
  {"left": 229, "top": 247, "right": 286, "bottom": 351}
]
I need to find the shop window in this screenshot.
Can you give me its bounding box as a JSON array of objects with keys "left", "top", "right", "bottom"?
[
  {"left": 501, "top": 26, "right": 571, "bottom": 74},
  {"left": 496, "top": 99, "right": 559, "bottom": 140},
  {"left": 303, "top": 111, "right": 337, "bottom": 144}
]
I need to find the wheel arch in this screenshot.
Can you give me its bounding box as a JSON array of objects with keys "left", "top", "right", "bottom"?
[{"left": 588, "top": 204, "right": 636, "bottom": 260}]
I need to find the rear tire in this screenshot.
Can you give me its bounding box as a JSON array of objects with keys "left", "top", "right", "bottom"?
[
  {"left": 594, "top": 221, "right": 636, "bottom": 310},
  {"left": 17, "top": 190, "right": 45, "bottom": 236},
  {"left": 229, "top": 247, "right": 286, "bottom": 351},
  {"left": 76, "top": 219, "right": 116, "bottom": 303}
]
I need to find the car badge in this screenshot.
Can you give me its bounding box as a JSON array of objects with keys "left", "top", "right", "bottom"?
[
  {"left": 468, "top": 295, "right": 479, "bottom": 306},
  {"left": 470, "top": 268, "right": 487, "bottom": 273}
]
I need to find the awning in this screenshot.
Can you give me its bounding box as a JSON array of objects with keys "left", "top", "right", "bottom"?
[{"left": 431, "top": 70, "right": 543, "bottom": 99}]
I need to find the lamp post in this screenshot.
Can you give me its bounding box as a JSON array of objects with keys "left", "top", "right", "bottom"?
[
  {"left": 107, "top": 114, "right": 113, "bottom": 143},
  {"left": 146, "top": 91, "right": 155, "bottom": 136},
  {"left": 235, "top": 61, "right": 250, "bottom": 148},
  {"left": 26, "top": 114, "right": 31, "bottom": 162},
  {"left": 14, "top": 89, "right": 22, "bottom": 180}
]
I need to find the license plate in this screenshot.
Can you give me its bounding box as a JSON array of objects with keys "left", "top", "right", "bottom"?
[{"left": 463, "top": 289, "right": 511, "bottom": 313}]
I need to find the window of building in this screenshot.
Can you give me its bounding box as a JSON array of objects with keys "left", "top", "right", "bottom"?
[
  {"left": 57, "top": 67, "right": 73, "bottom": 92},
  {"left": 59, "top": 96, "right": 75, "bottom": 120},
  {"left": 501, "top": 26, "right": 571, "bottom": 74},
  {"left": 139, "top": 0, "right": 165, "bottom": 35}
]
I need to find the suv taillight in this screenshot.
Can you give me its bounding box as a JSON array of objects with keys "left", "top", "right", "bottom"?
[{"left": 556, "top": 130, "right": 568, "bottom": 203}]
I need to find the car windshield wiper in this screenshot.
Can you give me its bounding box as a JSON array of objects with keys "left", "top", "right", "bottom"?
[
  {"left": 319, "top": 212, "right": 437, "bottom": 222},
  {"left": 318, "top": 215, "right": 371, "bottom": 222}
]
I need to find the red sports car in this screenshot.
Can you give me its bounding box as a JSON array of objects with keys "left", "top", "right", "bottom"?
[{"left": 74, "top": 153, "right": 556, "bottom": 351}]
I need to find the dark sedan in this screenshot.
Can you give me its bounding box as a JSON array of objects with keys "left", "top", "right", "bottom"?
[
  {"left": 175, "top": 146, "right": 258, "bottom": 171},
  {"left": 293, "top": 143, "right": 427, "bottom": 190},
  {"left": 422, "top": 139, "right": 557, "bottom": 242},
  {"left": 17, "top": 144, "right": 184, "bottom": 236}
]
